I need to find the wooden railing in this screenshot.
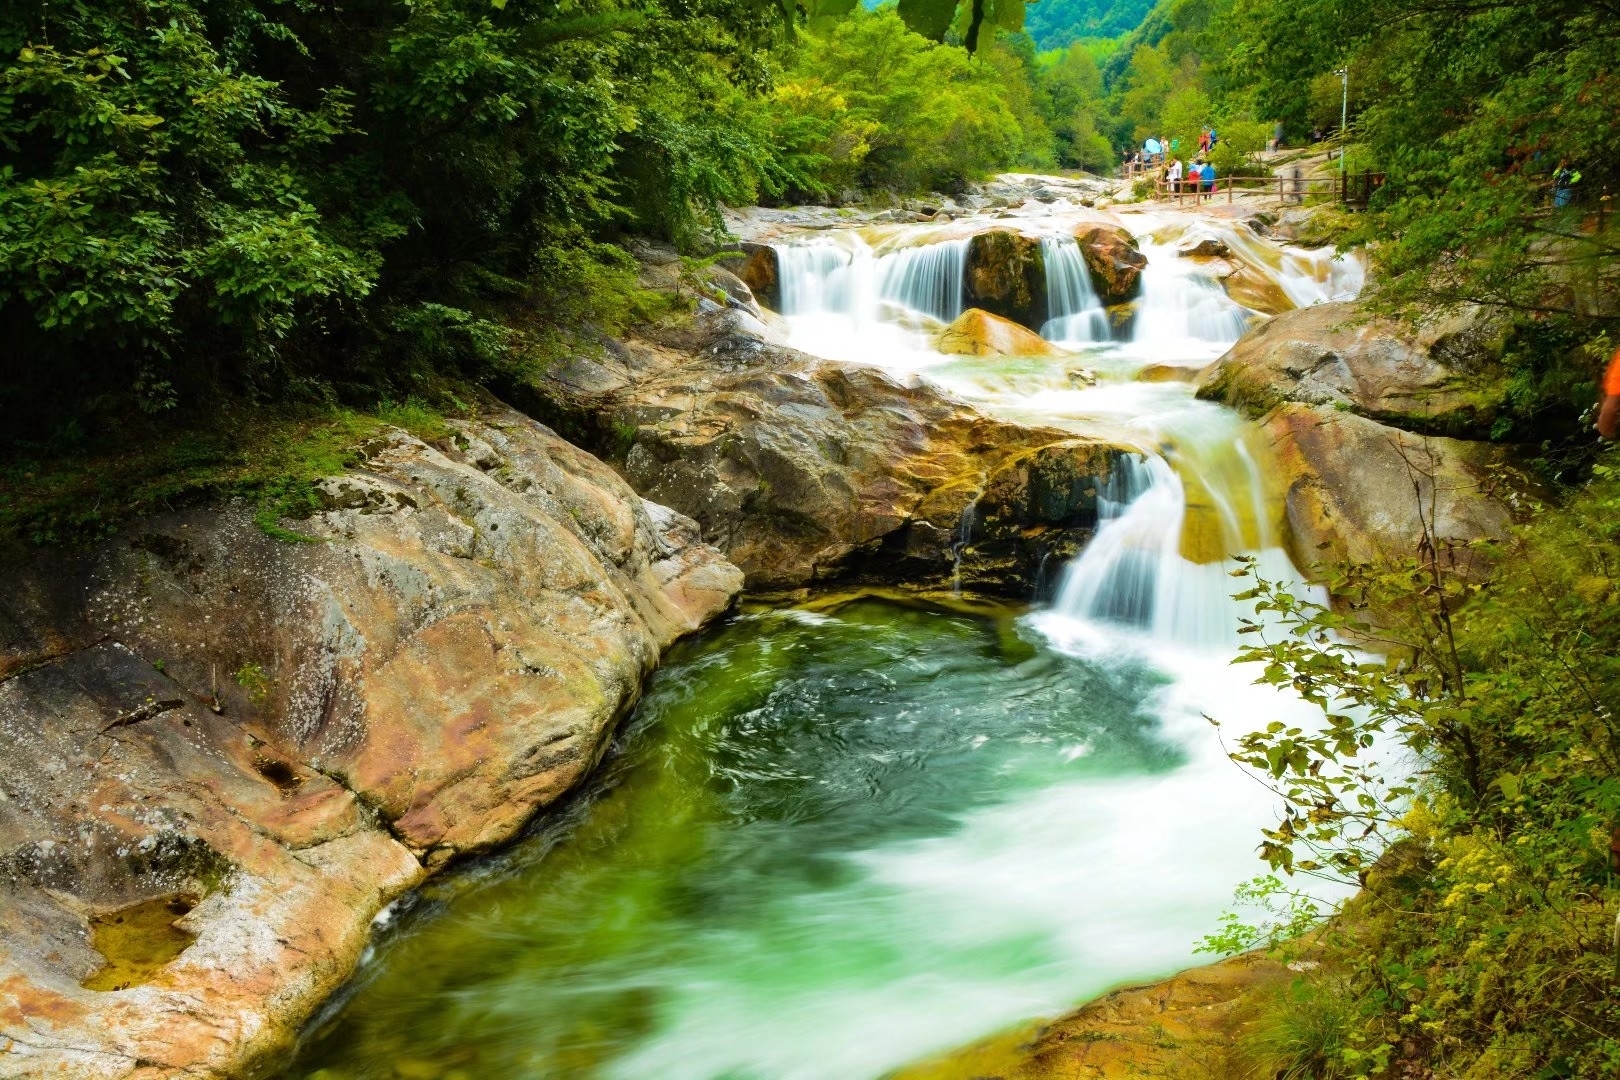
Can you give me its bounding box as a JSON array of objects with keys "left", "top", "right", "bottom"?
[{"left": 1141, "top": 171, "right": 1387, "bottom": 208}]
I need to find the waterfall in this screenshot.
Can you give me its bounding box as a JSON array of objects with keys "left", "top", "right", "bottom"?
[
  {"left": 878, "top": 240, "right": 969, "bottom": 323},
  {"left": 1040, "top": 237, "right": 1109, "bottom": 344},
  {"left": 775, "top": 238, "right": 876, "bottom": 319},
  {"left": 773, "top": 237, "right": 968, "bottom": 325},
  {"left": 950, "top": 501, "right": 977, "bottom": 597},
  {"left": 1128, "top": 255, "right": 1252, "bottom": 348},
  {"left": 1048, "top": 433, "right": 1318, "bottom": 647}
]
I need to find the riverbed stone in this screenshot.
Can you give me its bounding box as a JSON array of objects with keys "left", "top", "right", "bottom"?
[
  {"left": 965, "top": 229, "right": 1048, "bottom": 330},
  {"left": 937, "top": 308, "right": 1067, "bottom": 357},
  {"left": 0, "top": 406, "right": 741, "bottom": 1079},
  {"left": 1197, "top": 300, "right": 1510, "bottom": 437},
  {"left": 1072, "top": 222, "right": 1147, "bottom": 305}
]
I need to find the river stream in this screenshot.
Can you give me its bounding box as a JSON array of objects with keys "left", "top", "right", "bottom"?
[{"left": 286, "top": 204, "right": 1363, "bottom": 1080}]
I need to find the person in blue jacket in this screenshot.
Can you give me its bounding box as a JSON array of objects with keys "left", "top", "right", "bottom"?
[{"left": 1201, "top": 161, "right": 1216, "bottom": 193}]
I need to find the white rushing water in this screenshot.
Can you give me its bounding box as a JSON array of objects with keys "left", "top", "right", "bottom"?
[{"left": 1040, "top": 236, "right": 1110, "bottom": 343}]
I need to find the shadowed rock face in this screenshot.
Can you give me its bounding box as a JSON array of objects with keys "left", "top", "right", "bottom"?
[
  {"left": 519, "top": 311, "right": 1133, "bottom": 596},
  {"left": 0, "top": 408, "right": 740, "bottom": 1079},
  {"left": 965, "top": 230, "right": 1048, "bottom": 329},
  {"left": 1196, "top": 301, "right": 1509, "bottom": 438}
]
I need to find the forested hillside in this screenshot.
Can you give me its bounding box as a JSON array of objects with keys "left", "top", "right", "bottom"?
[{"left": 1022, "top": 0, "right": 1154, "bottom": 49}]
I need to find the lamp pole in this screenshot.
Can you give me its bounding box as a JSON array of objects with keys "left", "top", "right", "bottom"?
[{"left": 1336, "top": 67, "right": 1348, "bottom": 180}]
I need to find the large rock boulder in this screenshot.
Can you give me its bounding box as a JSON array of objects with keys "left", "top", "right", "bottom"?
[
  {"left": 1197, "top": 301, "right": 1509, "bottom": 437},
  {"left": 734, "top": 245, "right": 781, "bottom": 311},
  {"left": 0, "top": 407, "right": 741, "bottom": 1079},
  {"left": 965, "top": 229, "right": 1047, "bottom": 330},
  {"left": 1265, "top": 403, "right": 1514, "bottom": 574},
  {"left": 937, "top": 308, "right": 1067, "bottom": 357},
  {"left": 1073, "top": 222, "right": 1147, "bottom": 305},
  {"left": 522, "top": 311, "right": 1133, "bottom": 595}
]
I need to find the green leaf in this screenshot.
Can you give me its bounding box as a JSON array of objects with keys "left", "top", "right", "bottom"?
[{"left": 895, "top": 0, "right": 959, "bottom": 41}]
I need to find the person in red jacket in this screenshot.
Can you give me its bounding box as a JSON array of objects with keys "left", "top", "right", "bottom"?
[{"left": 1599, "top": 346, "right": 1620, "bottom": 439}]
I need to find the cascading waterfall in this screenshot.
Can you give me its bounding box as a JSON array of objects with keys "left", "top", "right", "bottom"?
[
  {"left": 772, "top": 236, "right": 969, "bottom": 324},
  {"left": 1047, "top": 428, "right": 1318, "bottom": 648},
  {"left": 879, "top": 239, "right": 969, "bottom": 323},
  {"left": 1040, "top": 236, "right": 1110, "bottom": 344},
  {"left": 1128, "top": 249, "right": 1253, "bottom": 348}
]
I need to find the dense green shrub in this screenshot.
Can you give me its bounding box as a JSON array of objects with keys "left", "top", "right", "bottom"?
[
  {"left": 1218, "top": 458, "right": 1620, "bottom": 1077},
  {"left": 0, "top": 0, "right": 779, "bottom": 442}
]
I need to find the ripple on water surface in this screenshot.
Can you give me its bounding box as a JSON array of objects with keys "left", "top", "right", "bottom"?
[{"left": 287, "top": 595, "right": 1296, "bottom": 1080}]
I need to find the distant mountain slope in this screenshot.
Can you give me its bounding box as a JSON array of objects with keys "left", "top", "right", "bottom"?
[{"left": 1024, "top": 0, "right": 1156, "bottom": 49}]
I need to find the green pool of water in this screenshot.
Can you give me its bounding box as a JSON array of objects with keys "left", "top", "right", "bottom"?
[{"left": 286, "top": 594, "right": 1193, "bottom": 1080}]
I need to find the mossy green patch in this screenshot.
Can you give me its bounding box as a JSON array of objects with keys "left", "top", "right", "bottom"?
[
  {"left": 1, "top": 394, "right": 466, "bottom": 547},
  {"left": 82, "top": 895, "right": 199, "bottom": 992}
]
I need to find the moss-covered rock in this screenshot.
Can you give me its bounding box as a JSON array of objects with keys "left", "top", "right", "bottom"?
[
  {"left": 965, "top": 229, "right": 1048, "bottom": 329},
  {"left": 1196, "top": 300, "right": 1510, "bottom": 438}
]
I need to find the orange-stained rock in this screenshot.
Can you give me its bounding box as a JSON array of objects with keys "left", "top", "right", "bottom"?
[
  {"left": 736, "top": 246, "right": 780, "bottom": 311},
  {"left": 1072, "top": 222, "right": 1147, "bottom": 305},
  {"left": 937, "top": 308, "right": 1067, "bottom": 358},
  {"left": 0, "top": 405, "right": 742, "bottom": 1078},
  {"left": 1220, "top": 263, "right": 1295, "bottom": 314}
]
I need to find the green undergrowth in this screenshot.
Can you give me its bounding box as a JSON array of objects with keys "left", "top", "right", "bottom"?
[
  {"left": 1201, "top": 450, "right": 1620, "bottom": 1078},
  {"left": 0, "top": 395, "right": 460, "bottom": 548}
]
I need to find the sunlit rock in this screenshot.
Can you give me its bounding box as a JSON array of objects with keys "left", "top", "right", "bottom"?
[
  {"left": 0, "top": 407, "right": 741, "bottom": 1079},
  {"left": 937, "top": 308, "right": 1067, "bottom": 358},
  {"left": 1197, "top": 300, "right": 1509, "bottom": 437},
  {"left": 1265, "top": 402, "right": 1514, "bottom": 573}
]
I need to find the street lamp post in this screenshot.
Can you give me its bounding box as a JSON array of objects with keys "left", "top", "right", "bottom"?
[{"left": 1336, "top": 67, "right": 1348, "bottom": 183}]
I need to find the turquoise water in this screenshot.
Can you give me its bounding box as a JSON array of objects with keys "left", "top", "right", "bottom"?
[{"left": 285, "top": 595, "right": 1203, "bottom": 1080}]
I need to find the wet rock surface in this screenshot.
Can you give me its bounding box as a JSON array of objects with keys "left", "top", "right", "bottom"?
[
  {"left": 1197, "top": 300, "right": 1508, "bottom": 437},
  {"left": 519, "top": 310, "right": 1132, "bottom": 596},
  {"left": 0, "top": 408, "right": 741, "bottom": 1078},
  {"left": 1071, "top": 222, "right": 1146, "bottom": 306},
  {"left": 964, "top": 230, "right": 1048, "bottom": 329},
  {"left": 1265, "top": 403, "right": 1515, "bottom": 573}
]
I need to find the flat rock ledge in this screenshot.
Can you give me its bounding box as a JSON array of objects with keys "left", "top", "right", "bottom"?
[
  {"left": 892, "top": 951, "right": 1292, "bottom": 1080},
  {"left": 0, "top": 407, "right": 742, "bottom": 1079}
]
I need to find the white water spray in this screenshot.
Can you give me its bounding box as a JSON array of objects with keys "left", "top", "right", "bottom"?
[{"left": 1040, "top": 236, "right": 1110, "bottom": 344}]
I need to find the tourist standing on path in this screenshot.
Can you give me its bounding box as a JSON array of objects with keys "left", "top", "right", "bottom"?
[
  {"left": 1554, "top": 161, "right": 1580, "bottom": 208},
  {"left": 1167, "top": 158, "right": 1183, "bottom": 194},
  {"left": 1201, "top": 161, "right": 1216, "bottom": 193},
  {"left": 1598, "top": 345, "right": 1620, "bottom": 439}
]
